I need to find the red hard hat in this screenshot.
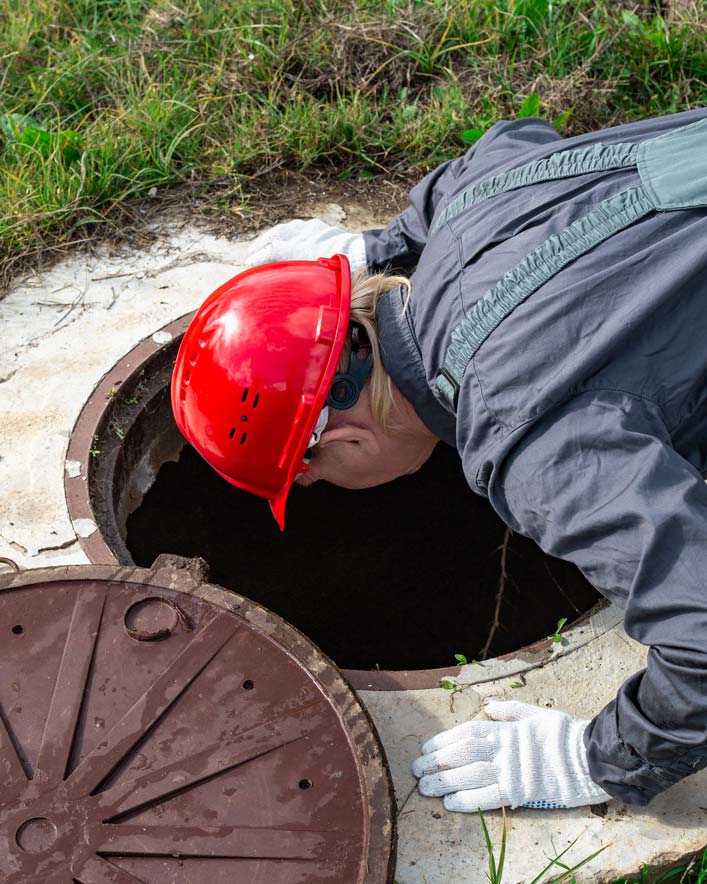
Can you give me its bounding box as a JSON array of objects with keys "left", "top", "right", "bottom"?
[{"left": 171, "top": 256, "right": 351, "bottom": 530}]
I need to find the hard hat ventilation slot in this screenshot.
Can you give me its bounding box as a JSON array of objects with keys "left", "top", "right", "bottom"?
[
  {"left": 241, "top": 387, "right": 249, "bottom": 403},
  {"left": 229, "top": 427, "right": 236, "bottom": 439},
  {"left": 253, "top": 393, "right": 260, "bottom": 408},
  {"left": 240, "top": 433, "right": 248, "bottom": 445}
]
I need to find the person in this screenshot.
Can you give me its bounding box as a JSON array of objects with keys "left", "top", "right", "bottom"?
[{"left": 172, "top": 107, "right": 707, "bottom": 813}]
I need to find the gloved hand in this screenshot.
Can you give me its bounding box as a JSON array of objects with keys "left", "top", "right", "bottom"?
[
  {"left": 245, "top": 219, "right": 367, "bottom": 272},
  {"left": 411, "top": 700, "right": 611, "bottom": 812}
]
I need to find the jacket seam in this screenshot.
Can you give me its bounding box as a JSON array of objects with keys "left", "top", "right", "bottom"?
[
  {"left": 450, "top": 223, "right": 466, "bottom": 317},
  {"left": 400, "top": 288, "right": 452, "bottom": 424},
  {"left": 472, "top": 373, "right": 667, "bottom": 438},
  {"left": 616, "top": 735, "right": 703, "bottom": 782},
  {"left": 403, "top": 295, "right": 426, "bottom": 369},
  {"left": 473, "top": 385, "right": 670, "bottom": 492},
  {"left": 471, "top": 358, "right": 510, "bottom": 433},
  {"left": 568, "top": 382, "right": 665, "bottom": 415}
]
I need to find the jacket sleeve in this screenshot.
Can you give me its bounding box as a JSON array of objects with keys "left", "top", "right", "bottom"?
[
  {"left": 364, "top": 119, "right": 563, "bottom": 273},
  {"left": 484, "top": 389, "right": 707, "bottom": 805},
  {"left": 363, "top": 152, "right": 471, "bottom": 273}
]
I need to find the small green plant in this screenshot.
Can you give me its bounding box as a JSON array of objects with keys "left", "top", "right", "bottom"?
[
  {"left": 0, "top": 113, "right": 81, "bottom": 163},
  {"left": 439, "top": 679, "right": 456, "bottom": 690},
  {"left": 549, "top": 617, "right": 568, "bottom": 644},
  {"left": 453, "top": 653, "right": 482, "bottom": 666},
  {"left": 115, "top": 427, "right": 125, "bottom": 440},
  {"left": 612, "top": 849, "right": 707, "bottom": 884},
  {"left": 531, "top": 836, "right": 609, "bottom": 884},
  {"left": 461, "top": 126, "right": 486, "bottom": 145},
  {"left": 463, "top": 91, "right": 573, "bottom": 146},
  {"left": 478, "top": 807, "right": 609, "bottom": 884},
  {"left": 89, "top": 434, "right": 100, "bottom": 457},
  {"left": 518, "top": 92, "right": 541, "bottom": 118},
  {"left": 479, "top": 805, "right": 507, "bottom": 884},
  {"left": 477, "top": 807, "right": 707, "bottom": 884}
]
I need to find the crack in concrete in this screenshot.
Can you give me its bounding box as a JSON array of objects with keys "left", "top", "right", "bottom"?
[
  {"left": 24, "top": 301, "right": 88, "bottom": 346},
  {"left": 53, "top": 305, "right": 88, "bottom": 335},
  {"left": 8, "top": 277, "right": 92, "bottom": 348},
  {"left": 0, "top": 366, "right": 19, "bottom": 384},
  {"left": 0, "top": 532, "right": 79, "bottom": 557},
  {"left": 53, "top": 277, "right": 89, "bottom": 329},
  {"left": 146, "top": 250, "right": 234, "bottom": 278},
  {"left": 37, "top": 537, "right": 80, "bottom": 554},
  {"left": 88, "top": 248, "right": 225, "bottom": 284},
  {"left": 0, "top": 536, "right": 30, "bottom": 556},
  {"left": 454, "top": 606, "right": 623, "bottom": 690},
  {"left": 396, "top": 783, "right": 418, "bottom": 818}
]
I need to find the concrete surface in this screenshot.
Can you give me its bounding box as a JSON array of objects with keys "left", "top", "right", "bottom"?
[{"left": 1, "top": 211, "right": 706, "bottom": 883}]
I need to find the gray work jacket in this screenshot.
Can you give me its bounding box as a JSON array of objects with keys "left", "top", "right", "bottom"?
[{"left": 364, "top": 108, "right": 707, "bottom": 806}]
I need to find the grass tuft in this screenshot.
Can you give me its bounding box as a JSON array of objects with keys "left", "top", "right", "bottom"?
[
  {"left": 1, "top": 0, "right": 706, "bottom": 286},
  {"left": 477, "top": 806, "right": 707, "bottom": 884}
]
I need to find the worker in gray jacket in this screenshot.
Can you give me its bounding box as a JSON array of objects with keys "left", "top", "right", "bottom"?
[{"left": 177, "top": 107, "right": 707, "bottom": 812}]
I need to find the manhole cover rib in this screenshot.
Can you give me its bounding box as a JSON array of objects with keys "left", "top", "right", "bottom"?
[{"left": 0, "top": 562, "right": 395, "bottom": 884}]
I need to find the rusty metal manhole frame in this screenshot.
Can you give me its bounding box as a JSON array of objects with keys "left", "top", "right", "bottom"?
[
  {"left": 65, "top": 314, "right": 616, "bottom": 691},
  {"left": 0, "top": 557, "right": 396, "bottom": 883}
]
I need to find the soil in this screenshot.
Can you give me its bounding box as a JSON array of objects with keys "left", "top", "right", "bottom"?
[
  {"left": 126, "top": 441, "right": 601, "bottom": 671},
  {"left": 2, "top": 168, "right": 412, "bottom": 294},
  {"left": 198, "top": 167, "right": 413, "bottom": 238}
]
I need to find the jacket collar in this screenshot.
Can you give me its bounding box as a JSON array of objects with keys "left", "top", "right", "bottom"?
[{"left": 375, "top": 285, "right": 457, "bottom": 446}]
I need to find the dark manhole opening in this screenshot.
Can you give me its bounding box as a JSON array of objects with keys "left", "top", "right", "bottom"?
[
  {"left": 126, "top": 443, "right": 600, "bottom": 670},
  {"left": 75, "top": 322, "right": 601, "bottom": 673}
]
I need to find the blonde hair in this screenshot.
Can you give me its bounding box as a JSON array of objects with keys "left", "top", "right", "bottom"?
[{"left": 341, "top": 270, "right": 411, "bottom": 427}]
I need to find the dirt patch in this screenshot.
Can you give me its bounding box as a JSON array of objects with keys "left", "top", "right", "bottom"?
[
  {"left": 198, "top": 168, "right": 413, "bottom": 236},
  {"left": 1, "top": 169, "right": 412, "bottom": 295}
]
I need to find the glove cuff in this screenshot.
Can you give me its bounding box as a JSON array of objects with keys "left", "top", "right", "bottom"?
[
  {"left": 343, "top": 235, "right": 367, "bottom": 273},
  {"left": 509, "top": 714, "right": 612, "bottom": 809},
  {"left": 568, "top": 720, "right": 613, "bottom": 806}
]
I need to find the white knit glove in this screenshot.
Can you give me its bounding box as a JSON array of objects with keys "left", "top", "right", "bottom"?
[
  {"left": 245, "top": 219, "right": 367, "bottom": 272},
  {"left": 411, "top": 700, "right": 611, "bottom": 812}
]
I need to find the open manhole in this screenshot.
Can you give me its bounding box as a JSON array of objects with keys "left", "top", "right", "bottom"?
[
  {"left": 66, "top": 315, "right": 602, "bottom": 688},
  {"left": 0, "top": 559, "right": 395, "bottom": 884}
]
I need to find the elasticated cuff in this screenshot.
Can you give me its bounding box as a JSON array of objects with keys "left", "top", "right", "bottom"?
[{"left": 584, "top": 708, "right": 685, "bottom": 806}]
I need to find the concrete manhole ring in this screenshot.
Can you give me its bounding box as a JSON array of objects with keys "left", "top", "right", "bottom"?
[{"left": 0, "top": 558, "right": 396, "bottom": 884}]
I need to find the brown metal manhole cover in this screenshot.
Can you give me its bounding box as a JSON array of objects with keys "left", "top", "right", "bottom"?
[{"left": 0, "top": 559, "right": 395, "bottom": 884}]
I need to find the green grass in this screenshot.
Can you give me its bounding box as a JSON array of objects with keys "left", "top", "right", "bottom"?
[
  {"left": 1, "top": 0, "right": 706, "bottom": 283},
  {"left": 613, "top": 847, "right": 707, "bottom": 884},
  {"left": 478, "top": 807, "right": 707, "bottom": 883}
]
